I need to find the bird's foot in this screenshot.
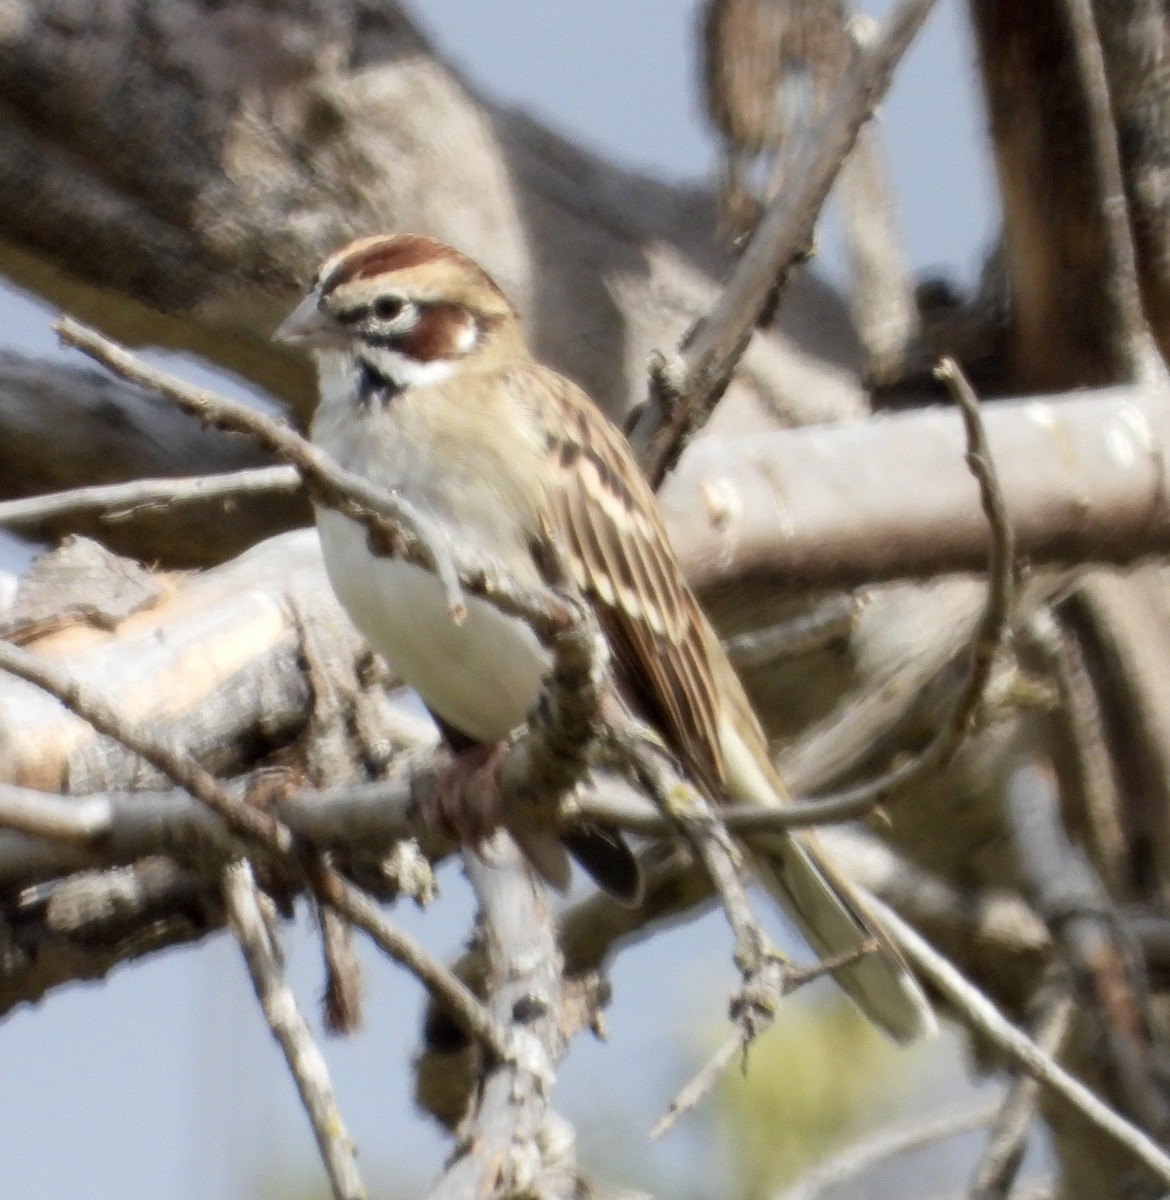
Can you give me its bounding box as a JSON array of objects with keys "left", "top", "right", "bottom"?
[{"left": 427, "top": 741, "right": 509, "bottom": 846}]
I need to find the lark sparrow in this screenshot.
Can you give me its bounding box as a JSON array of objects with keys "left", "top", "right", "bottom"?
[{"left": 275, "top": 233, "right": 933, "bottom": 1041}]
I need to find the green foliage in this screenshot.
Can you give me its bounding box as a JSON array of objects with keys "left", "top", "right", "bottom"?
[{"left": 713, "top": 991, "right": 919, "bottom": 1199}]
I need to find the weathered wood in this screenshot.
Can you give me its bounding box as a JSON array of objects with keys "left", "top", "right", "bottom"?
[
  {"left": 0, "top": 530, "right": 360, "bottom": 792},
  {"left": 0, "top": 352, "right": 306, "bottom": 564}
]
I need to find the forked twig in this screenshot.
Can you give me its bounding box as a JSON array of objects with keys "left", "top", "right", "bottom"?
[{"left": 651, "top": 941, "right": 878, "bottom": 1139}]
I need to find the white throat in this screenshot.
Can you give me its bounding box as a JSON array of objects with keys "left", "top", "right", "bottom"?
[{"left": 314, "top": 348, "right": 454, "bottom": 409}]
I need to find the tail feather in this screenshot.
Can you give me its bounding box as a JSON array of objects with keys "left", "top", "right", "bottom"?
[
  {"left": 716, "top": 705, "right": 934, "bottom": 1041},
  {"left": 749, "top": 830, "right": 936, "bottom": 1042},
  {"left": 563, "top": 824, "right": 643, "bottom": 905}
]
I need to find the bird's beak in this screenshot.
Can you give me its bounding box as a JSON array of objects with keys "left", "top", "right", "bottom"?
[{"left": 273, "top": 293, "right": 334, "bottom": 346}]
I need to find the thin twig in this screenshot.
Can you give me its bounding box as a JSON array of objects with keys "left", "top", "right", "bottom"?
[
  {"left": 725, "top": 594, "right": 862, "bottom": 671},
  {"left": 614, "top": 720, "right": 788, "bottom": 1052},
  {"left": 838, "top": 16, "right": 919, "bottom": 386},
  {"left": 757, "top": 356, "right": 1016, "bottom": 826},
  {"left": 0, "top": 466, "right": 300, "bottom": 528},
  {"left": 315, "top": 868, "right": 512, "bottom": 1063},
  {"left": 968, "top": 983, "right": 1075, "bottom": 1200},
  {"left": 630, "top": 0, "right": 940, "bottom": 486},
  {"left": 55, "top": 316, "right": 466, "bottom": 618},
  {"left": 0, "top": 639, "right": 289, "bottom": 854},
  {"left": 651, "top": 941, "right": 878, "bottom": 1140},
  {"left": 651, "top": 1035, "right": 742, "bottom": 1141},
  {"left": 318, "top": 895, "right": 363, "bottom": 1034},
  {"left": 1004, "top": 754, "right": 1170, "bottom": 1140},
  {"left": 775, "top": 1099, "right": 1003, "bottom": 1200},
  {"left": 872, "top": 898, "right": 1170, "bottom": 1187},
  {"left": 1022, "top": 606, "right": 1127, "bottom": 891},
  {"left": 729, "top": 352, "right": 1017, "bottom": 835},
  {"left": 1059, "top": 0, "right": 1165, "bottom": 386},
  {"left": 223, "top": 859, "right": 366, "bottom": 1200},
  {"left": 0, "top": 654, "right": 514, "bottom": 1066}
]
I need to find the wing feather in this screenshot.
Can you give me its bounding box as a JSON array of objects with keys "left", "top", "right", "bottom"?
[
  {"left": 505, "top": 364, "right": 934, "bottom": 1040},
  {"left": 516, "top": 366, "right": 728, "bottom": 794}
]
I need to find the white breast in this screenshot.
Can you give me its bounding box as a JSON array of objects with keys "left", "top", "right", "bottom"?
[{"left": 316, "top": 507, "right": 550, "bottom": 742}]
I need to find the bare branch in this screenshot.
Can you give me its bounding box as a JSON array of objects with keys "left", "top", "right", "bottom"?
[
  {"left": 223, "top": 859, "right": 366, "bottom": 1200},
  {"left": 1022, "top": 607, "right": 1128, "bottom": 891},
  {"left": 664, "top": 379, "right": 1170, "bottom": 597},
  {"left": 776, "top": 1099, "right": 1002, "bottom": 1200},
  {"left": 629, "top": 0, "right": 941, "bottom": 485},
  {"left": 1058, "top": 0, "right": 1165, "bottom": 385},
  {"left": 1004, "top": 755, "right": 1170, "bottom": 1139},
  {"left": 725, "top": 594, "right": 862, "bottom": 670},
  {"left": 874, "top": 899, "right": 1170, "bottom": 1188},
  {"left": 315, "top": 868, "right": 512, "bottom": 1065},
  {"left": 838, "top": 16, "right": 919, "bottom": 386},
  {"left": 652, "top": 1034, "right": 743, "bottom": 1142},
  {"left": 0, "top": 466, "right": 299, "bottom": 529},
  {"left": 968, "top": 983, "right": 1075, "bottom": 1200},
  {"left": 0, "top": 782, "right": 110, "bottom": 842},
  {"left": 734, "top": 357, "right": 1015, "bottom": 827},
  {"left": 0, "top": 350, "right": 299, "bottom": 566},
  {"left": 0, "top": 639, "right": 289, "bottom": 854},
  {"left": 427, "top": 836, "right": 571, "bottom": 1200}
]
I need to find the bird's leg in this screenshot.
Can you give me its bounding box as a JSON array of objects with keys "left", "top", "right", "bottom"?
[
  {"left": 424, "top": 712, "right": 573, "bottom": 889},
  {"left": 426, "top": 717, "right": 509, "bottom": 847}
]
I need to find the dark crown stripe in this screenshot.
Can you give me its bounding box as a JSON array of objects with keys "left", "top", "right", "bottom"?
[{"left": 321, "top": 235, "right": 498, "bottom": 297}]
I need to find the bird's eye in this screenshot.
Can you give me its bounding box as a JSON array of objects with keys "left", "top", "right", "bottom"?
[{"left": 374, "top": 296, "right": 404, "bottom": 321}]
